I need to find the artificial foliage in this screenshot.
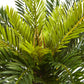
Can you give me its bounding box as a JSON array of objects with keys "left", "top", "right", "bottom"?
[{"left": 0, "top": 0, "right": 84, "bottom": 84}]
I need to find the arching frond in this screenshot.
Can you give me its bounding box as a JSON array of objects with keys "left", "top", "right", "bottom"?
[
  {"left": 0, "top": 24, "right": 22, "bottom": 51},
  {"left": 46, "top": 0, "right": 60, "bottom": 16},
  {"left": 51, "top": 42, "right": 84, "bottom": 83},
  {"left": 0, "top": 7, "right": 9, "bottom": 27},
  {"left": 15, "top": 0, "right": 25, "bottom": 15},
  {"left": 43, "top": 1, "right": 84, "bottom": 52},
  {"left": 0, "top": 48, "right": 34, "bottom": 84},
  {"left": 6, "top": 6, "right": 33, "bottom": 43}
]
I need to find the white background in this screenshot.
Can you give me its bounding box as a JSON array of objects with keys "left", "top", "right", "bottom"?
[
  {"left": 0, "top": 0, "right": 16, "bottom": 9},
  {"left": 0, "top": 0, "right": 65, "bottom": 9}
]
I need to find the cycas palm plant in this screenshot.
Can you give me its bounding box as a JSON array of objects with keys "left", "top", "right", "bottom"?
[{"left": 0, "top": 0, "right": 84, "bottom": 84}]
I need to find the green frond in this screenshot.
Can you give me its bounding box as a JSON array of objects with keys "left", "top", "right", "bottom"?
[
  {"left": 0, "top": 6, "right": 9, "bottom": 27},
  {"left": 0, "top": 58, "right": 33, "bottom": 84},
  {"left": 6, "top": 6, "right": 33, "bottom": 43},
  {"left": 43, "top": 1, "right": 84, "bottom": 52},
  {"left": 0, "top": 24, "right": 21, "bottom": 50},
  {"left": 15, "top": 0, "right": 25, "bottom": 15},
  {"left": 23, "top": 0, "right": 46, "bottom": 31},
  {"left": 46, "top": 0, "right": 60, "bottom": 16},
  {"left": 64, "top": 0, "right": 80, "bottom": 9},
  {"left": 51, "top": 45, "right": 83, "bottom": 83}
]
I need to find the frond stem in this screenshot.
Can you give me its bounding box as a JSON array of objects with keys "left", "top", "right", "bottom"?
[
  {"left": 56, "top": 16, "right": 84, "bottom": 52},
  {"left": 15, "top": 68, "right": 28, "bottom": 84},
  {"left": 62, "top": 16, "right": 84, "bottom": 42},
  {"left": 61, "top": 64, "right": 75, "bottom": 84}
]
